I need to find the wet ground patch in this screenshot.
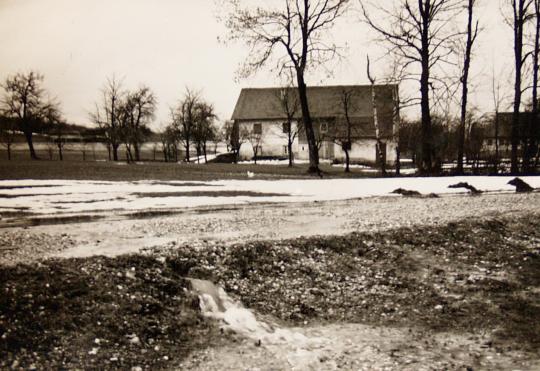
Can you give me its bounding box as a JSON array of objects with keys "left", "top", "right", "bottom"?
[
  {"left": 0, "top": 214, "right": 108, "bottom": 228},
  {"left": 146, "top": 181, "right": 219, "bottom": 187},
  {"left": 0, "top": 193, "right": 65, "bottom": 199},
  {"left": 132, "top": 191, "right": 289, "bottom": 198},
  {"left": 0, "top": 185, "right": 62, "bottom": 190}
]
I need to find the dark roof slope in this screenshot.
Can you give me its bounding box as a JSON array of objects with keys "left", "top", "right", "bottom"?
[
  {"left": 231, "top": 85, "right": 397, "bottom": 121},
  {"left": 488, "top": 112, "right": 540, "bottom": 139}
]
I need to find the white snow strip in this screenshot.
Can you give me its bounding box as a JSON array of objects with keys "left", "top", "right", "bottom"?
[{"left": 0, "top": 176, "right": 539, "bottom": 216}]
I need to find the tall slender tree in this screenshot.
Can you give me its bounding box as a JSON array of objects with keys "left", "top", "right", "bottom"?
[
  {"left": 506, "top": 0, "right": 533, "bottom": 173},
  {"left": 367, "top": 55, "right": 386, "bottom": 175},
  {"left": 362, "top": 0, "right": 462, "bottom": 174},
  {"left": 527, "top": 0, "right": 540, "bottom": 170},
  {"left": 91, "top": 76, "right": 123, "bottom": 161},
  {"left": 456, "top": 0, "right": 480, "bottom": 174}
]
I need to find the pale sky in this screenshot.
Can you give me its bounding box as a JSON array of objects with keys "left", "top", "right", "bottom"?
[{"left": 0, "top": 0, "right": 516, "bottom": 129}]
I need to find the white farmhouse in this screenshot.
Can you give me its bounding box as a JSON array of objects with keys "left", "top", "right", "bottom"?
[{"left": 231, "top": 84, "right": 399, "bottom": 164}]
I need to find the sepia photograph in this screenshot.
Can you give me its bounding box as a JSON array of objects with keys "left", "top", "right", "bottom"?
[{"left": 0, "top": 0, "right": 539, "bottom": 369}]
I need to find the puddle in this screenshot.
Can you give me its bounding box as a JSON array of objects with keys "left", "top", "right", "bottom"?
[
  {"left": 0, "top": 193, "right": 66, "bottom": 199},
  {"left": 132, "top": 191, "right": 290, "bottom": 198},
  {"left": 0, "top": 214, "right": 107, "bottom": 228},
  {"left": 0, "top": 184, "right": 62, "bottom": 190}
]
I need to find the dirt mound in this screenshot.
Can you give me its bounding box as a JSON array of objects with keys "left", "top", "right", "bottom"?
[{"left": 0, "top": 255, "right": 222, "bottom": 370}]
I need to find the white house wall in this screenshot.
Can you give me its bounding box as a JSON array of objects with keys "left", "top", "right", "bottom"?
[
  {"left": 238, "top": 121, "right": 397, "bottom": 164},
  {"left": 238, "top": 121, "right": 300, "bottom": 159}
]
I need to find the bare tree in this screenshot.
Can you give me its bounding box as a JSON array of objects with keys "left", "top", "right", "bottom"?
[
  {"left": 381, "top": 56, "right": 414, "bottom": 175},
  {"left": 276, "top": 87, "right": 301, "bottom": 167},
  {"left": 1, "top": 71, "right": 61, "bottom": 160},
  {"left": 491, "top": 67, "right": 505, "bottom": 171},
  {"left": 331, "top": 88, "right": 357, "bottom": 172},
  {"left": 193, "top": 102, "right": 217, "bottom": 163},
  {"left": 222, "top": 0, "right": 350, "bottom": 174},
  {"left": 367, "top": 56, "right": 387, "bottom": 175},
  {"left": 171, "top": 88, "right": 201, "bottom": 162},
  {"left": 504, "top": 0, "right": 534, "bottom": 173},
  {"left": 43, "top": 104, "right": 67, "bottom": 161},
  {"left": 455, "top": 0, "right": 480, "bottom": 174},
  {"left": 244, "top": 125, "right": 263, "bottom": 164},
  {"left": 160, "top": 124, "right": 180, "bottom": 163},
  {"left": 91, "top": 76, "right": 123, "bottom": 161},
  {"left": 224, "top": 120, "right": 247, "bottom": 163},
  {"left": 0, "top": 116, "right": 17, "bottom": 160},
  {"left": 527, "top": 0, "right": 540, "bottom": 169},
  {"left": 362, "top": 0, "right": 462, "bottom": 174},
  {"left": 124, "top": 86, "right": 157, "bottom": 161}
]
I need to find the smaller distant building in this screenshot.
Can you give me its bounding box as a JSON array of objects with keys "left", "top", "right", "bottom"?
[
  {"left": 484, "top": 111, "right": 539, "bottom": 152},
  {"left": 230, "top": 85, "right": 399, "bottom": 164}
]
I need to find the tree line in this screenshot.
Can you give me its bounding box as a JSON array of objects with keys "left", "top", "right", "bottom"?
[
  {"left": 0, "top": 72, "right": 223, "bottom": 163},
  {"left": 221, "top": 0, "right": 540, "bottom": 175},
  {"left": 2, "top": 0, "right": 540, "bottom": 175}
]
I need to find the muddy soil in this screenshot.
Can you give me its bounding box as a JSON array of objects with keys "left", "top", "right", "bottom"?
[{"left": 1, "top": 192, "right": 539, "bottom": 265}]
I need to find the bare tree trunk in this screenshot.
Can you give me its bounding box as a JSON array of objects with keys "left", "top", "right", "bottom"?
[
  {"left": 185, "top": 140, "right": 190, "bottom": 162},
  {"left": 367, "top": 57, "right": 386, "bottom": 175},
  {"left": 395, "top": 146, "right": 401, "bottom": 175},
  {"left": 511, "top": 0, "right": 528, "bottom": 174},
  {"left": 288, "top": 139, "right": 294, "bottom": 167},
  {"left": 6, "top": 144, "right": 11, "bottom": 160},
  {"left": 288, "top": 128, "right": 294, "bottom": 167},
  {"left": 125, "top": 145, "right": 133, "bottom": 163},
  {"left": 393, "top": 85, "right": 401, "bottom": 176},
  {"left": 57, "top": 144, "right": 63, "bottom": 161},
  {"left": 420, "top": 53, "right": 433, "bottom": 174},
  {"left": 529, "top": 0, "right": 540, "bottom": 173},
  {"left": 495, "top": 115, "right": 500, "bottom": 171},
  {"left": 457, "top": 0, "right": 477, "bottom": 175},
  {"left": 24, "top": 131, "right": 38, "bottom": 160},
  {"left": 134, "top": 143, "right": 141, "bottom": 161},
  {"left": 203, "top": 143, "right": 208, "bottom": 164},
  {"left": 296, "top": 73, "right": 319, "bottom": 174},
  {"left": 112, "top": 144, "right": 119, "bottom": 161},
  {"left": 344, "top": 149, "right": 350, "bottom": 172}
]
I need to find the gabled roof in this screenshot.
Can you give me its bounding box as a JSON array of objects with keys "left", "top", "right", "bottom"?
[{"left": 231, "top": 84, "right": 397, "bottom": 121}]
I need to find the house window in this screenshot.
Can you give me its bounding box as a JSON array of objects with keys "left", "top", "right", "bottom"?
[
  {"left": 283, "top": 145, "right": 288, "bottom": 154},
  {"left": 282, "top": 122, "right": 290, "bottom": 133},
  {"left": 253, "top": 123, "right": 262, "bottom": 134},
  {"left": 320, "top": 122, "right": 328, "bottom": 133},
  {"left": 487, "top": 139, "right": 493, "bottom": 146}
]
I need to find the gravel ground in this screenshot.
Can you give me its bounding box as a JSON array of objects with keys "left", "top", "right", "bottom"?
[
  {"left": 1, "top": 192, "right": 539, "bottom": 265},
  {"left": 1, "top": 193, "right": 539, "bottom": 369}
]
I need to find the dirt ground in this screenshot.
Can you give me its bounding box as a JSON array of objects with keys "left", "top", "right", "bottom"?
[
  {"left": 1, "top": 192, "right": 540, "bottom": 264},
  {"left": 1, "top": 193, "right": 540, "bottom": 370}
]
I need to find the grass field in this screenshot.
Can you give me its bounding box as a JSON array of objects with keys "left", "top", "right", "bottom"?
[{"left": 0, "top": 159, "right": 389, "bottom": 181}]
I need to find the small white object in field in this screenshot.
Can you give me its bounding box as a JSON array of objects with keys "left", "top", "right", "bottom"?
[{"left": 247, "top": 171, "right": 255, "bottom": 178}]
